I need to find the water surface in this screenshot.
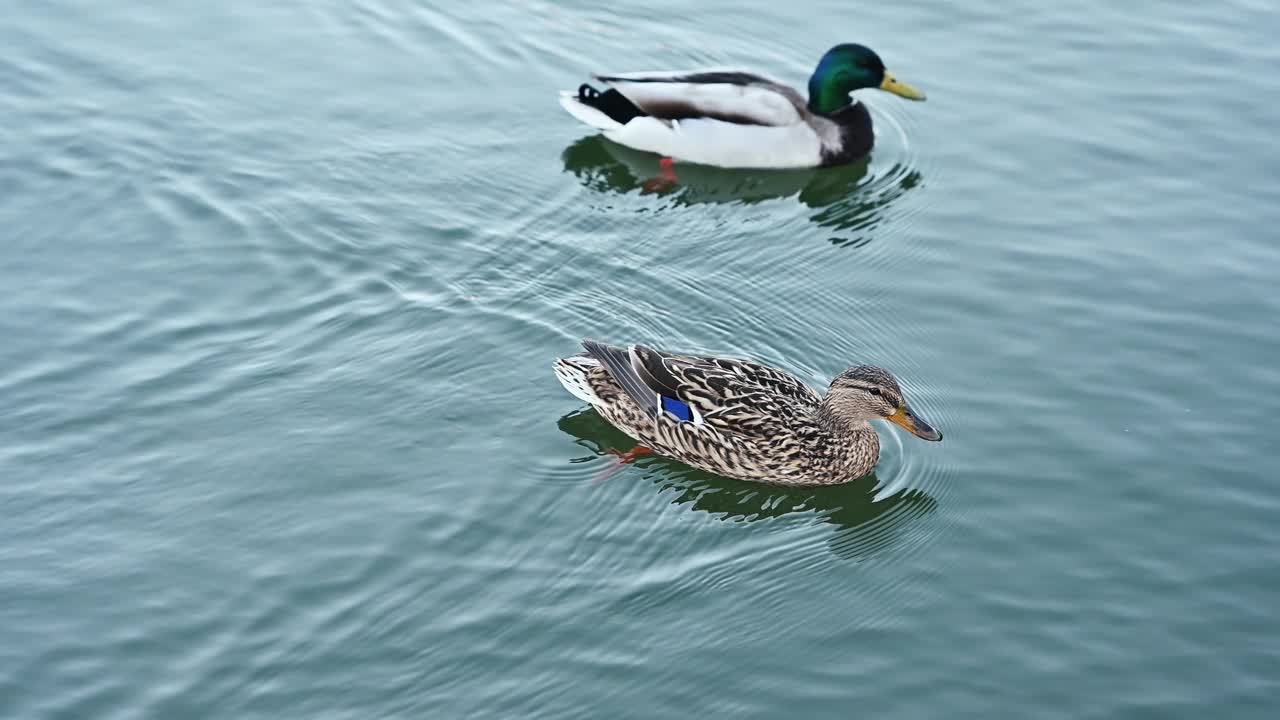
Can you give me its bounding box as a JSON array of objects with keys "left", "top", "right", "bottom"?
[{"left": 2, "top": 1, "right": 1279, "bottom": 717}]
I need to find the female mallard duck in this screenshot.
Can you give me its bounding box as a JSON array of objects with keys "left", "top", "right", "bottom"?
[
  {"left": 558, "top": 43, "right": 925, "bottom": 169},
  {"left": 554, "top": 339, "right": 942, "bottom": 485}
]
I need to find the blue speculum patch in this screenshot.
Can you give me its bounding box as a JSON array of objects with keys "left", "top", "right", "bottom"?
[{"left": 661, "top": 395, "right": 693, "bottom": 422}]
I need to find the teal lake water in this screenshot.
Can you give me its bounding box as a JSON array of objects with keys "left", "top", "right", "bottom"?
[{"left": 4, "top": 1, "right": 1280, "bottom": 717}]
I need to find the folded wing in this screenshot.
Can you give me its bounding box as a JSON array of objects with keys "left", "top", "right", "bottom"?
[
  {"left": 631, "top": 345, "right": 819, "bottom": 436},
  {"left": 595, "top": 70, "right": 806, "bottom": 127}
]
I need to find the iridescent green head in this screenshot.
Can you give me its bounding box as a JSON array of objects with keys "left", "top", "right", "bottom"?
[{"left": 807, "top": 43, "right": 926, "bottom": 114}]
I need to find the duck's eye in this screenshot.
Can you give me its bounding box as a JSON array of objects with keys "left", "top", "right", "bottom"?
[{"left": 868, "top": 387, "right": 882, "bottom": 396}]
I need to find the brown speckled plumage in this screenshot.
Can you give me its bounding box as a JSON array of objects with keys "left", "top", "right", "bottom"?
[{"left": 554, "top": 340, "right": 942, "bottom": 486}]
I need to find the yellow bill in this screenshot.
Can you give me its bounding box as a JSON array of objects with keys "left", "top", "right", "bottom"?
[{"left": 880, "top": 71, "right": 927, "bottom": 101}]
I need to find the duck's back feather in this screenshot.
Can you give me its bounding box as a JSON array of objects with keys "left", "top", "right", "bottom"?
[
  {"left": 629, "top": 345, "right": 820, "bottom": 440},
  {"left": 595, "top": 70, "right": 805, "bottom": 127}
]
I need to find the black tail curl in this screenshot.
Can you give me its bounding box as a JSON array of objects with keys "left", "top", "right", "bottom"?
[{"left": 577, "top": 83, "right": 646, "bottom": 125}]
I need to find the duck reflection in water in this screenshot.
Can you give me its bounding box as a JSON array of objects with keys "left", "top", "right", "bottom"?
[
  {"left": 557, "top": 408, "right": 937, "bottom": 561},
  {"left": 561, "top": 135, "right": 922, "bottom": 248}
]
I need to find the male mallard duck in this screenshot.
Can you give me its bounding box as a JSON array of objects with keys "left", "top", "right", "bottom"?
[
  {"left": 558, "top": 44, "right": 925, "bottom": 169},
  {"left": 554, "top": 339, "right": 942, "bottom": 485}
]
